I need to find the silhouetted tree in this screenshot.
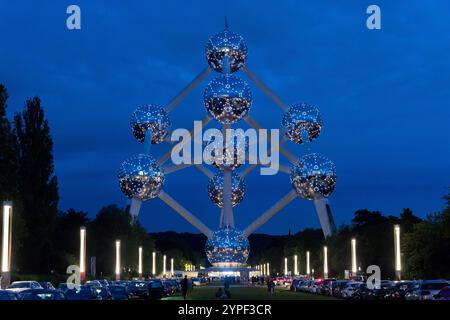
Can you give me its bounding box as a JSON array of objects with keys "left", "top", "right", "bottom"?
[{"left": 14, "top": 97, "right": 59, "bottom": 273}]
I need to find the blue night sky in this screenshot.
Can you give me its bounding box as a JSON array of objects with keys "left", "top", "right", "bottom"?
[{"left": 1, "top": 1, "right": 449, "bottom": 235}]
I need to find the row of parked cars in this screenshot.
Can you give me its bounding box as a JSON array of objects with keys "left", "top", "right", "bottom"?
[
  {"left": 0, "top": 278, "right": 182, "bottom": 300},
  {"left": 290, "top": 278, "right": 450, "bottom": 300}
]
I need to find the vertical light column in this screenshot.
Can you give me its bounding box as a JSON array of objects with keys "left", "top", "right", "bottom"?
[
  {"left": 1, "top": 201, "right": 12, "bottom": 288},
  {"left": 351, "top": 238, "right": 357, "bottom": 274},
  {"left": 163, "top": 255, "right": 167, "bottom": 277},
  {"left": 115, "top": 240, "right": 121, "bottom": 280},
  {"left": 394, "top": 225, "right": 402, "bottom": 280},
  {"left": 323, "top": 246, "right": 328, "bottom": 279},
  {"left": 284, "top": 257, "right": 288, "bottom": 275},
  {"left": 171, "top": 258, "right": 174, "bottom": 277},
  {"left": 152, "top": 251, "right": 156, "bottom": 276},
  {"left": 138, "top": 246, "right": 143, "bottom": 279},
  {"left": 294, "top": 255, "right": 298, "bottom": 276},
  {"left": 306, "top": 251, "right": 310, "bottom": 276},
  {"left": 79, "top": 227, "right": 86, "bottom": 282},
  {"left": 266, "top": 262, "right": 270, "bottom": 276}
]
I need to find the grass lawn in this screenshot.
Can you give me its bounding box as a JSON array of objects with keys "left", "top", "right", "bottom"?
[{"left": 163, "top": 284, "right": 338, "bottom": 300}]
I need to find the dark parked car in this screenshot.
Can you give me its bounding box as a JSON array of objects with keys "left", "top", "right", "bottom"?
[
  {"left": 95, "top": 286, "right": 112, "bottom": 300},
  {"left": 127, "top": 281, "right": 151, "bottom": 300},
  {"left": 148, "top": 280, "right": 164, "bottom": 300},
  {"left": 435, "top": 286, "right": 450, "bottom": 300},
  {"left": 108, "top": 285, "right": 129, "bottom": 300},
  {"left": 39, "top": 282, "right": 55, "bottom": 290},
  {"left": 0, "top": 290, "right": 19, "bottom": 300},
  {"left": 19, "top": 289, "right": 66, "bottom": 300},
  {"left": 385, "top": 281, "right": 415, "bottom": 300},
  {"left": 66, "top": 285, "right": 101, "bottom": 300}
]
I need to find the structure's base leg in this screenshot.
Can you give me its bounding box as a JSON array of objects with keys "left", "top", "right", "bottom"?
[{"left": 313, "top": 196, "right": 336, "bottom": 238}]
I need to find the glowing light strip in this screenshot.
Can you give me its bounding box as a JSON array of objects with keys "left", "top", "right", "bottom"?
[
  {"left": 2, "top": 203, "right": 12, "bottom": 272},
  {"left": 284, "top": 257, "right": 288, "bottom": 275},
  {"left": 163, "top": 255, "right": 167, "bottom": 276},
  {"left": 294, "top": 255, "right": 298, "bottom": 275},
  {"left": 351, "top": 238, "right": 357, "bottom": 273},
  {"left": 323, "top": 246, "right": 328, "bottom": 277},
  {"left": 138, "top": 246, "right": 143, "bottom": 275},
  {"left": 115, "top": 240, "right": 121, "bottom": 275},
  {"left": 171, "top": 258, "right": 174, "bottom": 276},
  {"left": 79, "top": 227, "right": 86, "bottom": 273},
  {"left": 152, "top": 252, "right": 156, "bottom": 275},
  {"left": 394, "top": 225, "right": 401, "bottom": 271},
  {"left": 306, "top": 251, "right": 310, "bottom": 275}
]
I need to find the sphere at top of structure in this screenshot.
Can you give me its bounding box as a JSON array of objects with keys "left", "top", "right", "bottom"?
[
  {"left": 207, "top": 171, "right": 245, "bottom": 208},
  {"left": 130, "top": 104, "right": 170, "bottom": 144},
  {"left": 204, "top": 74, "right": 252, "bottom": 124},
  {"left": 282, "top": 103, "right": 323, "bottom": 144},
  {"left": 118, "top": 154, "right": 164, "bottom": 201},
  {"left": 205, "top": 29, "right": 248, "bottom": 73},
  {"left": 205, "top": 227, "right": 250, "bottom": 267},
  {"left": 290, "top": 153, "right": 337, "bottom": 200}
]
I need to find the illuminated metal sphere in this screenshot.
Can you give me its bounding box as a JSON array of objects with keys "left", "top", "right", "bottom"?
[
  {"left": 207, "top": 172, "right": 245, "bottom": 208},
  {"left": 205, "top": 29, "right": 247, "bottom": 73},
  {"left": 204, "top": 139, "right": 248, "bottom": 171},
  {"left": 282, "top": 103, "right": 323, "bottom": 144},
  {"left": 130, "top": 104, "right": 170, "bottom": 144},
  {"left": 118, "top": 154, "right": 164, "bottom": 201},
  {"left": 205, "top": 227, "right": 250, "bottom": 267},
  {"left": 290, "top": 153, "right": 337, "bottom": 200},
  {"left": 204, "top": 75, "right": 252, "bottom": 124}
]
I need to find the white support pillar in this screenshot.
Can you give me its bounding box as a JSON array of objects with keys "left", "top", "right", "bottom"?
[
  {"left": 323, "top": 246, "right": 329, "bottom": 279},
  {"left": 313, "top": 196, "right": 336, "bottom": 238},
  {"left": 394, "top": 225, "right": 402, "bottom": 280},
  {"left": 171, "top": 258, "right": 174, "bottom": 277},
  {"left": 163, "top": 255, "right": 167, "bottom": 277},
  {"left": 115, "top": 240, "right": 121, "bottom": 281},
  {"left": 284, "top": 257, "right": 288, "bottom": 276},
  {"left": 243, "top": 190, "right": 297, "bottom": 237},
  {"left": 351, "top": 238, "right": 357, "bottom": 274},
  {"left": 294, "top": 254, "right": 298, "bottom": 276},
  {"left": 306, "top": 251, "right": 310, "bottom": 277},
  {"left": 158, "top": 191, "right": 213, "bottom": 238},
  {"left": 138, "top": 246, "right": 143, "bottom": 279},
  {"left": 152, "top": 251, "right": 156, "bottom": 276}
]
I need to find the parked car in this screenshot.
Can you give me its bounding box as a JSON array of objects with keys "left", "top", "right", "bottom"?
[
  {"left": 405, "top": 280, "right": 450, "bottom": 300},
  {"left": 341, "top": 282, "right": 364, "bottom": 299},
  {"left": 331, "top": 280, "right": 350, "bottom": 297},
  {"left": 108, "top": 285, "right": 129, "bottom": 300},
  {"left": 384, "top": 281, "right": 415, "bottom": 300},
  {"left": 148, "top": 280, "right": 164, "bottom": 300},
  {"left": 66, "top": 285, "right": 101, "bottom": 300},
  {"left": 19, "top": 289, "right": 66, "bottom": 300},
  {"left": 7, "top": 281, "right": 43, "bottom": 293},
  {"left": 162, "top": 280, "right": 177, "bottom": 296},
  {"left": 39, "top": 282, "right": 55, "bottom": 290},
  {"left": 192, "top": 278, "right": 202, "bottom": 286},
  {"left": 435, "top": 286, "right": 450, "bottom": 300},
  {"left": 0, "top": 290, "right": 19, "bottom": 300},
  {"left": 127, "top": 281, "right": 151, "bottom": 300}
]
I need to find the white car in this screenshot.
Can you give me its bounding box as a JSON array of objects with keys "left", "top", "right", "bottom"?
[
  {"left": 405, "top": 280, "right": 450, "bottom": 300},
  {"left": 340, "top": 282, "right": 363, "bottom": 299},
  {"left": 7, "top": 281, "right": 43, "bottom": 293}
]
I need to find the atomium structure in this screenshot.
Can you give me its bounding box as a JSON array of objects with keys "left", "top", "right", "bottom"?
[{"left": 117, "top": 20, "right": 337, "bottom": 270}]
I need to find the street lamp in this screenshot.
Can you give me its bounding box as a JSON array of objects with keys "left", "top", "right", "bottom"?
[
  {"left": 1, "top": 201, "right": 12, "bottom": 288},
  {"left": 284, "top": 257, "right": 288, "bottom": 275},
  {"left": 294, "top": 254, "right": 298, "bottom": 276},
  {"left": 266, "top": 262, "right": 270, "bottom": 276},
  {"left": 79, "top": 227, "right": 86, "bottom": 282},
  {"left": 306, "top": 251, "right": 310, "bottom": 276},
  {"left": 351, "top": 238, "right": 357, "bottom": 274},
  {"left": 394, "top": 225, "right": 401, "bottom": 280},
  {"left": 138, "top": 246, "right": 143, "bottom": 279},
  {"left": 115, "top": 240, "right": 121, "bottom": 280},
  {"left": 171, "top": 258, "right": 174, "bottom": 277},
  {"left": 152, "top": 251, "right": 156, "bottom": 276},
  {"left": 163, "top": 255, "right": 167, "bottom": 277},
  {"left": 323, "top": 246, "right": 328, "bottom": 279}
]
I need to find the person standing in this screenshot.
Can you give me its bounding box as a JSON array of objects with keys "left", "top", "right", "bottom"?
[{"left": 181, "top": 275, "right": 189, "bottom": 300}]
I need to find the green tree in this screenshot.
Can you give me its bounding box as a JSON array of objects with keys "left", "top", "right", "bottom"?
[{"left": 14, "top": 97, "right": 59, "bottom": 273}]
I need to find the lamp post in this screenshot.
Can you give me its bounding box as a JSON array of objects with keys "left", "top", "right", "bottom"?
[
  {"left": 323, "top": 246, "right": 328, "bottom": 279},
  {"left": 351, "top": 238, "right": 357, "bottom": 274},
  {"left": 171, "top": 258, "right": 174, "bottom": 277},
  {"left": 152, "top": 251, "right": 156, "bottom": 276},
  {"left": 266, "top": 262, "right": 270, "bottom": 276},
  {"left": 115, "top": 240, "right": 121, "bottom": 281},
  {"left": 294, "top": 254, "right": 298, "bottom": 276},
  {"left": 394, "top": 225, "right": 402, "bottom": 280},
  {"left": 79, "top": 227, "right": 86, "bottom": 282},
  {"left": 284, "top": 257, "right": 288, "bottom": 276},
  {"left": 138, "top": 246, "right": 143, "bottom": 279},
  {"left": 1, "top": 201, "right": 12, "bottom": 289},
  {"left": 163, "top": 255, "right": 167, "bottom": 277},
  {"left": 306, "top": 251, "right": 310, "bottom": 277}
]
